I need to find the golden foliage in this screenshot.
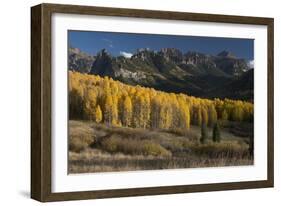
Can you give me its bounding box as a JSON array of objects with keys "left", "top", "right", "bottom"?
[
  {"left": 121, "top": 96, "right": 133, "bottom": 127},
  {"left": 95, "top": 105, "right": 102, "bottom": 123},
  {"left": 69, "top": 71, "right": 253, "bottom": 129}
]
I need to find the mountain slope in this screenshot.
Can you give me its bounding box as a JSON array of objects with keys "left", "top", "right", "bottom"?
[
  {"left": 204, "top": 69, "right": 254, "bottom": 101},
  {"left": 69, "top": 47, "right": 95, "bottom": 73},
  {"left": 70, "top": 47, "right": 253, "bottom": 101}
]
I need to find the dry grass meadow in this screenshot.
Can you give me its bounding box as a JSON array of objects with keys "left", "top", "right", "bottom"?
[{"left": 68, "top": 120, "right": 253, "bottom": 173}]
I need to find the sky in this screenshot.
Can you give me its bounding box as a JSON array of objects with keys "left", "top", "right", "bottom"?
[{"left": 68, "top": 30, "right": 254, "bottom": 60}]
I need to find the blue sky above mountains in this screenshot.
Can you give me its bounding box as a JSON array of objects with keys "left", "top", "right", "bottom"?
[{"left": 69, "top": 30, "right": 254, "bottom": 60}]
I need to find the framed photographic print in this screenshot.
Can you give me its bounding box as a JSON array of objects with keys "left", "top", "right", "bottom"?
[{"left": 31, "top": 3, "right": 274, "bottom": 202}]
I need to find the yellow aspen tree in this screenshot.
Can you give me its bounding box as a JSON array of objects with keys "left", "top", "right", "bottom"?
[
  {"left": 178, "top": 99, "right": 190, "bottom": 129},
  {"left": 132, "top": 95, "right": 141, "bottom": 128},
  {"left": 192, "top": 106, "right": 202, "bottom": 126},
  {"left": 159, "top": 105, "right": 166, "bottom": 129},
  {"left": 84, "top": 89, "right": 97, "bottom": 121},
  {"left": 111, "top": 95, "right": 119, "bottom": 126},
  {"left": 138, "top": 95, "right": 146, "bottom": 128},
  {"left": 151, "top": 96, "right": 161, "bottom": 129},
  {"left": 142, "top": 93, "right": 151, "bottom": 129},
  {"left": 95, "top": 105, "right": 102, "bottom": 123},
  {"left": 68, "top": 72, "right": 254, "bottom": 125},
  {"left": 159, "top": 103, "right": 172, "bottom": 129},
  {"left": 197, "top": 105, "right": 202, "bottom": 126},
  {"left": 208, "top": 104, "right": 217, "bottom": 127},
  {"left": 232, "top": 106, "right": 243, "bottom": 121},
  {"left": 214, "top": 98, "right": 223, "bottom": 119},
  {"left": 104, "top": 94, "right": 113, "bottom": 125},
  {"left": 183, "top": 102, "right": 190, "bottom": 129},
  {"left": 111, "top": 81, "right": 119, "bottom": 94},
  {"left": 69, "top": 87, "right": 84, "bottom": 119},
  {"left": 131, "top": 92, "right": 150, "bottom": 129},
  {"left": 170, "top": 95, "right": 180, "bottom": 129},
  {"left": 122, "top": 95, "right": 133, "bottom": 127},
  {"left": 201, "top": 106, "right": 208, "bottom": 126},
  {"left": 103, "top": 76, "right": 111, "bottom": 95},
  {"left": 221, "top": 109, "right": 228, "bottom": 121},
  {"left": 243, "top": 104, "right": 253, "bottom": 122},
  {"left": 69, "top": 76, "right": 86, "bottom": 119},
  {"left": 165, "top": 106, "right": 173, "bottom": 129}
]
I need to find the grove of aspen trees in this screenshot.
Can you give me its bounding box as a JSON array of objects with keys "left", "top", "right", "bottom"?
[{"left": 69, "top": 71, "right": 253, "bottom": 129}]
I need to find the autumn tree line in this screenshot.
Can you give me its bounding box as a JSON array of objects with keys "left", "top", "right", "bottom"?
[{"left": 69, "top": 71, "right": 253, "bottom": 130}]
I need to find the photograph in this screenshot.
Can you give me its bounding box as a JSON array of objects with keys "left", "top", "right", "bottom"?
[
  {"left": 68, "top": 30, "right": 254, "bottom": 174},
  {"left": 30, "top": 3, "right": 274, "bottom": 201}
]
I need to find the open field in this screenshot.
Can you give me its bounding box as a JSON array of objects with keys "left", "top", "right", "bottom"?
[{"left": 68, "top": 120, "right": 253, "bottom": 173}]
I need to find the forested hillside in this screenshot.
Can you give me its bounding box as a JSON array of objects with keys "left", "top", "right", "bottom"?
[
  {"left": 69, "top": 71, "right": 253, "bottom": 129},
  {"left": 69, "top": 48, "right": 254, "bottom": 101}
]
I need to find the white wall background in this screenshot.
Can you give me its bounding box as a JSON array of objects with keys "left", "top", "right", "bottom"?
[{"left": 0, "top": 0, "right": 279, "bottom": 205}]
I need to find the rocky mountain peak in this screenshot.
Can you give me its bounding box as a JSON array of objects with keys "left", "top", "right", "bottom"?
[
  {"left": 70, "top": 47, "right": 253, "bottom": 101},
  {"left": 90, "top": 49, "right": 116, "bottom": 76},
  {"left": 68, "top": 47, "right": 95, "bottom": 73},
  {"left": 69, "top": 47, "right": 81, "bottom": 54},
  {"left": 184, "top": 51, "right": 210, "bottom": 65},
  {"left": 132, "top": 48, "right": 154, "bottom": 61},
  {"left": 160, "top": 48, "right": 183, "bottom": 63},
  {"left": 217, "top": 50, "right": 236, "bottom": 58},
  {"left": 97, "top": 49, "right": 111, "bottom": 58}
]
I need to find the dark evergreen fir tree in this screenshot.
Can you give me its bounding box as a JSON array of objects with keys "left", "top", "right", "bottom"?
[
  {"left": 200, "top": 123, "right": 207, "bottom": 144},
  {"left": 212, "top": 122, "right": 221, "bottom": 143}
]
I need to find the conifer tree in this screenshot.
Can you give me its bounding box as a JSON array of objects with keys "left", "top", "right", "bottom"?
[
  {"left": 200, "top": 123, "right": 207, "bottom": 144},
  {"left": 212, "top": 122, "right": 221, "bottom": 143}
]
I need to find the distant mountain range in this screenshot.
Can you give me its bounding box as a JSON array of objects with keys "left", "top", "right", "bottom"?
[{"left": 69, "top": 47, "right": 254, "bottom": 101}]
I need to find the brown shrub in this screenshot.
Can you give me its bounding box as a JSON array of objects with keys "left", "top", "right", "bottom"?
[
  {"left": 190, "top": 141, "right": 249, "bottom": 158},
  {"left": 164, "top": 128, "right": 198, "bottom": 141},
  {"left": 142, "top": 142, "right": 171, "bottom": 156},
  {"left": 69, "top": 121, "right": 95, "bottom": 153},
  {"left": 100, "top": 135, "right": 171, "bottom": 157},
  {"left": 69, "top": 138, "right": 89, "bottom": 153}
]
